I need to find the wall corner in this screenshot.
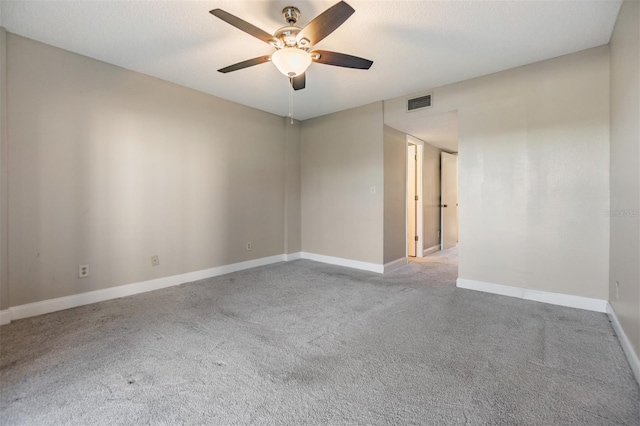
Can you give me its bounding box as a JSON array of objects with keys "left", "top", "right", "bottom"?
[{"left": 0, "top": 27, "right": 9, "bottom": 311}]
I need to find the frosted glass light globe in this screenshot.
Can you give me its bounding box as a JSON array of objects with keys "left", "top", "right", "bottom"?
[{"left": 271, "top": 48, "right": 312, "bottom": 77}]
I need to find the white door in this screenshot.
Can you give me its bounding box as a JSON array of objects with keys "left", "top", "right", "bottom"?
[
  {"left": 407, "top": 144, "right": 417, "bottom": 256},
  {"left": 441, "top": 152, "right": 458, "bottom": 250}
]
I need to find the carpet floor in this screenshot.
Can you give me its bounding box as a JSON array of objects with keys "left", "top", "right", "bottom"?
[{"left": 1, "top": 248, "right": 639, "bottom": 425}]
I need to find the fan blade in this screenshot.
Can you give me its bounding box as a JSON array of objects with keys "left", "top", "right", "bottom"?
[
  {"left": 210, "top": 9, "right": 278, "bottom": 46},
  {"left": 291, "top": 73, "right": 306, "bottom": 91},
  {"left": 297, "top": 1, "right": 355, "bottom": 46},
  {"left": 312, "top": 50, "right": 373, "bottom": 69},
  {"left": 218, "top": 55, "right": 271, "bottom": 73}
]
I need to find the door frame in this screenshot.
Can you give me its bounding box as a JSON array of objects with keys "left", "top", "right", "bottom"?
[{"left": 406, "top": 135, "right": 424, "bottom": 258}]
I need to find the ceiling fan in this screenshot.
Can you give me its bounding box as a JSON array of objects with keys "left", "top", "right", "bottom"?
[{"left": 210, "top": 1, "right": 373, "bottom": 91}]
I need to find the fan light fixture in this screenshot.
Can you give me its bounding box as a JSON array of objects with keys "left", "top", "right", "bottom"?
[
  {"left": 210, "top": 1, "right": 374, "bottom": 123},
  {"left": 271, "top": 48, "right": 312, "bottom": 77}
]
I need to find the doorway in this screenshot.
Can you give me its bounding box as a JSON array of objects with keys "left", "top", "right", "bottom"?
[{"left": 407, "top": 136, "right": 424, "bottom": 257}]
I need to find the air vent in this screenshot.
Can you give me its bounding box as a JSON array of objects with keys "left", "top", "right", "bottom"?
[{"left": 407, "top": 94, "right": 432, "bottom": 111}]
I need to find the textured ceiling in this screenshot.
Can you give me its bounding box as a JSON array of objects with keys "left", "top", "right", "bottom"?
[
  {"left": 0, "top": 0, "right": 622, "bottom": 120},
  {"left": 401, "top": 111, "right": 459, "bottom": 153}
]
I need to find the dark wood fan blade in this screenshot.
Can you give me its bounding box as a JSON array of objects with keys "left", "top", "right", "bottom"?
[
  {"left": 297, "top": 1, "right": 355, "bottom": 46},
  {"left": 312, "top": 50, "right": 373, "bottom": 69},
  {"left": 218, "top": 55, "right": 271, "bottom": 73},
  {"left": 291, "top": 73, "right": 306, "bottom": 90},
  {"left": 210, "top": 9, "right": 277, "bottom": 45}
]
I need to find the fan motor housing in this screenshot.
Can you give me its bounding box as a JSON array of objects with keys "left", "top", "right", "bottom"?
[{"left": 275, "top": 26, "right": 302, "bottom": 47}]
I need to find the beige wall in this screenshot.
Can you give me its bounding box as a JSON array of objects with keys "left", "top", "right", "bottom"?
[
  {"left": 7, "top": 34, "right": 289, "bottom": 306},
  {"left": 383, "top": 125, "right": 406, "bottom": 264},
  {"left": 0, "top": 27, "right": 622, "bottom": 318},
  {"left": 422, "top": 141, "right": 441, "bottom": 252},
  {"left": 609, "top": 0, "right": 640, "bottom": 355},
  {"left": 385, "top": 46, "right": 610, "bottom": 300},
  {"left": 0, "top": 28, "right": 8, "bottom": 310},
  {"left": 284, "top": 119, "right": 301, "bottom": 254},
  {"left": 301, "top": 102, "right": 384, "bottom": 265}
]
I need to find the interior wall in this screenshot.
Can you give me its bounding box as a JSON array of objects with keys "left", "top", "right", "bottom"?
[
  {"left": 385, "top": 46, "right": 610, "bottom": 300},
  {"left": 383, "top": 125, "right": 406, "bottom": 264},
  {"left": 6, "top": 34, "right": 288, "bottom": 307},
  {"left": 422, "top": 141, "right": 441, "bottom": 252},
  {"left": 301, "top": 102, "right": 384, "bottom": 265},
  {"left": 609, "top": 0, "right": 640, "bottom": 356},
  {"left": 0, "top": 28, "right": 8, "bottom": 310},
  {"left": 284, "top": 119, "right": 302, "bottom": 255}
]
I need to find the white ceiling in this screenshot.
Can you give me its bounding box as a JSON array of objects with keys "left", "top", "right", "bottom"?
[
  {"left": 401, "top": 111, "right": 459, "bottom": 153},
  {"left": 0, "top": 1, "right": 622, "bottom": 121}
]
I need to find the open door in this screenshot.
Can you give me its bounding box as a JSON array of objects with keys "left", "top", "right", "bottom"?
[
  {"left": 441, "top": 152, "right": 458, "bottom": 250},
  {"left": 407, "top": 144, "right": 417, "bottom": 256},
  {"left": 406, "top": 137, "right": 424, "bottom": 257}
]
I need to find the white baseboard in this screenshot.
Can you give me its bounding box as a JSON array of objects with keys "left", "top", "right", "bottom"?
[
  {"left": 456, "top": 278, "right": 608, "bottom": 313},
  {"left": 0, "top": 309, "right": 10, "bottom": 325},
  {"left": 300, "top": 252, "right": 384, "bottom": 274},
  {"left": 5, "top": 254, "right": 288, "bottom": 324},
  {"left": 0, "top": 252, "right": 381, "bottom": 324},
  {"left": 607, "top": 302, "right": 640, "bottom": 385},
  {"left": 384, "top": 257, "right": 407, "bottom": 273},
  {"left": 423, "top": 245, "right": 440, "bottom": 256},
  {"left": 284, "top": 252, "right": 302, "bottom": 261}
]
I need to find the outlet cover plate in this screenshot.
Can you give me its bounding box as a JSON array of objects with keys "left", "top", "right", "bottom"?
[{"left": 79, "top": 264, "right": 90, "bottom": 278}]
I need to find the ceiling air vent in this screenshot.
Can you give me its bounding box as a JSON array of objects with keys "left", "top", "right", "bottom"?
[{"left": 407, "top": 94, "right": 432, "bottom": 112}]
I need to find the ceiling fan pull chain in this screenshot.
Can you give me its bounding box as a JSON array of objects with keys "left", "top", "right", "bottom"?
[{"left": 288, "top": 76, "right": 294, "bottom": 124}]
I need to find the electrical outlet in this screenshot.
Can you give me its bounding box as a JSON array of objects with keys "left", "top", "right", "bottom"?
[
  {"left": 370, "top": 186, "right": 376, "bottom": 195},
  {"left": 79, "top": 264, "right": 90, "bottom": 278},
  {"left": 151, "top": 255, "right": 160, "bottom": 267},
  {"left": 615, "top": 281, "right": 620, "bottom": 299},
  {"left": 246, "top": 242, "right": 252, "bottom": 251}
]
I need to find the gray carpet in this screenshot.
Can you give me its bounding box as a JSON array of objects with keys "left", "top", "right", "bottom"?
[{"left": 1, "top": 248, "right": 639, "bottom": 425}]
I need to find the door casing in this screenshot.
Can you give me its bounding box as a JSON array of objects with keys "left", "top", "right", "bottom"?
[{"left": 406, "top": 135, "right": 424, "bottom": 257}]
